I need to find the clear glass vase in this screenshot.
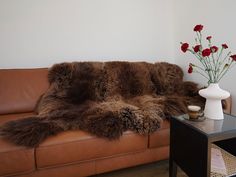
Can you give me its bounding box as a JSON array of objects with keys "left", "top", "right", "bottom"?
[{"left": 199, "top": 83, "right": 230, "bottom": 120}]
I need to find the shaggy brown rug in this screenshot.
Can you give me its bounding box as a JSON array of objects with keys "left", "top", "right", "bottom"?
[{"left": 0, "top": 62, "right": 204, "bottom": 147}]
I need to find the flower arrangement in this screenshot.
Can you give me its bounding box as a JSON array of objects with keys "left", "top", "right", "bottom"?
[{"left": 181, "top": 24, "right": 236, "bottom": 84}]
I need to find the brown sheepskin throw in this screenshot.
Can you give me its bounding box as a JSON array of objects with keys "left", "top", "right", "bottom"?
[{"left": 0, "top": 61, "right": 204, "bottom": 147}]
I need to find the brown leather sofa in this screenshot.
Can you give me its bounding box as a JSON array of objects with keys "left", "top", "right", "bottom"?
[
  {"left": 0, "top": 68, "right": 170, "bottom": 177},
  {"left": 0, "top": 68, "right": 231, "bottom": 177}
]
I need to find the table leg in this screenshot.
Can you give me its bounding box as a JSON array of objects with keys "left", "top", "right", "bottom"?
[
  {"left": 169, "top": 159, "right": 177, "bottom": 177},
  {"left": 170, "top": 118, "right": 211, "bottom": 177}
]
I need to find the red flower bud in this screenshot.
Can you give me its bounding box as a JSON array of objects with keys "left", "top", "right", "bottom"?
[
  {"left": 222, "top": 44, "right": 228, "bottom": 49},
  {"left": 210, "top": 46, "right": 218, "bottom": 53},
  {"left": 188, "top": 65, "right": 193, "bottom": 73},
  {"left": 193, "top": 45, "right": 201, "bottom": 53},
  {"left": 181, "top": 43, "right": 189, "bottom": 53},
  {"left": 202, "top": 48, "right": 211, "bottom": 57},
  {"left": 230, "top": 54, "right": 236, "bottom": 61},
  {"left": 224, "top": 64, "right": 229, "bottom": 69},
  {"left": 194, "top": 24, "right": 203, "bottom": 32},
  {"left": 206, "top": 36, "right": 212, "bottom": 40}
]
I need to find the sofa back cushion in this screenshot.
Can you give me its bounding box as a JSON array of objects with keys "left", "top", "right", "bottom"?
[{"left": 0, "top": 68, "right": 49, "bottom": 115}]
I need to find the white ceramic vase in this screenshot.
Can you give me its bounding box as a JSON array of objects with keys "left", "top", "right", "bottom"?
[{"left": 199, "top": 83, "right": 230, "bottom": 120}]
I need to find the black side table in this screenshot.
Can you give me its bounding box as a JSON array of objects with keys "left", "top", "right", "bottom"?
[{"left": 169, "top": 114, "right": 236, "bottom": 177}]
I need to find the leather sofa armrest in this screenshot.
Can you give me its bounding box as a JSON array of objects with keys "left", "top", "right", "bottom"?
[{"left": 222, "top": 96, "right": 231, "bottom": 114}]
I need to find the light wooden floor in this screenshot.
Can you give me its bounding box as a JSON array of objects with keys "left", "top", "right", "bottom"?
[{"left": 92, "top": 160, "right": 187, "bottom": 177}]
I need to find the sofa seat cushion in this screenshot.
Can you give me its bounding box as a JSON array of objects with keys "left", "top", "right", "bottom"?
[
  {"left": 0, "top": 113, "right": 36, "bottom": 176},
  {"left": 149, "top": 119, "right": 170, "bottom": 148},
  {"left": 36, "top": 130, "right": 148, "bottom": 168},
  {"left": 0, "top": 136, "right": 35, "bottom": 177}
]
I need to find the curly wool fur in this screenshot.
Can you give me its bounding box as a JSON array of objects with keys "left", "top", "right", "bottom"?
[{"left": 0, "top": 61, "right": 204, "bottom": 147}]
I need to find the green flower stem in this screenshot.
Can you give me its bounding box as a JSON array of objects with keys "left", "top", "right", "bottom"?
[
  {"left": 216, "top": 47, "right": 223, "bottom": 66},
  {"left": 189, "top": 50, "right": 210, "bottom": 76},
  {"left": 194, "top": 65, "right": 207, "bottom": 72},
  {"left": 205, "top": 56, "right": 214, "bottom": 82},
  {"left": 196, "top": 32, "right": 203, "bottom": 46},
  {"left": 210, "top": 48, "right": 218, "bottom": 81},
  {"left": 215, "top": 48, "right": 224, "bottom": 79},
  {"left": 198, "top": 57, "right": 213, "bottom": 82},
  {"left": 209, "top": 57, "right": 214, "bottom": 77},
  {"left": 217, "top": 60, "right": 234, "bottom": 82},
  {"left": 196, "top": 32, "right": 200, "bottom": 43},
  {"left": 208, "top": 41, "right": 216, "bottom": 81},
  {"left": 216, "top": 52, "right": 231, "bottom": 80},
  {"left": 208, "top": 40, "right": 211, "bottom": 48},
  {"left": 195, "top": 70, "right": 210, "bottom": 80},
  {"left": 222, "top": 52, "right": 232, "bottom": 65},
  {"left": 216, "top": 64, "right": 226, "bottom": 81},
  {"left": 199, "top": 32, "right": 202, "bottom": 46},
  {"left": 198, "top": 32, "right": 213, "bottom": 82}
]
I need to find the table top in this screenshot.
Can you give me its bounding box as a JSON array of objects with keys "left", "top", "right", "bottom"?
[{"left": 174, "top": 114, "right": 236, "bottom": 138}]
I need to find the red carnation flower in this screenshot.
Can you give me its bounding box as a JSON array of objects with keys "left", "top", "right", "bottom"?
[
  {"left": 193, "top": 45, "right": 201, "bottom": 53},
  {"left": 194, "top": 24, "right": 203, "bottom": 32},
  {"left": 180, "top": 25, "right": 235, "bottom": 83},
  {"left": 202, "top": 48, "right": 211, "bottom": 57},
  {"left": 210, "top": 46, "right": 218, "bottom": 53},
  {"left": 206, "top": 36, "right": 212, "bottom": 40},
  {"left": 188, "top": 65, "right": 193, "bottom": 73},
  {"left": 222, "top": 44, "right": 228, "bottom": 49},
  {"left": 230, "top": 54, "right": 236, "bottom": 61},
  {"left": 181, "top": 43, "right": 189, "bottom": 53}
]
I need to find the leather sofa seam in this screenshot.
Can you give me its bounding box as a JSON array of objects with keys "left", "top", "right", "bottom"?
[
  {"left": 37, "top": 133, "right": 145, "bottom": 148},
  {"left": 36, "top": 149, "right": 147, "bottom": 170},
  {"left": 0, "top": 148, "right": 35, "bottom": 154}
]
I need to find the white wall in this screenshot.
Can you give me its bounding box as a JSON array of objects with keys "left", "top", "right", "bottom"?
[
  {"left": 1, "top": 0, "right": 236, "bottom": 114},
  {"left": 0, "top": 0, "right": 175, "bottom": 69},
  {"left": 173, "top": 0, "right": 236, "bottom": 115}
]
